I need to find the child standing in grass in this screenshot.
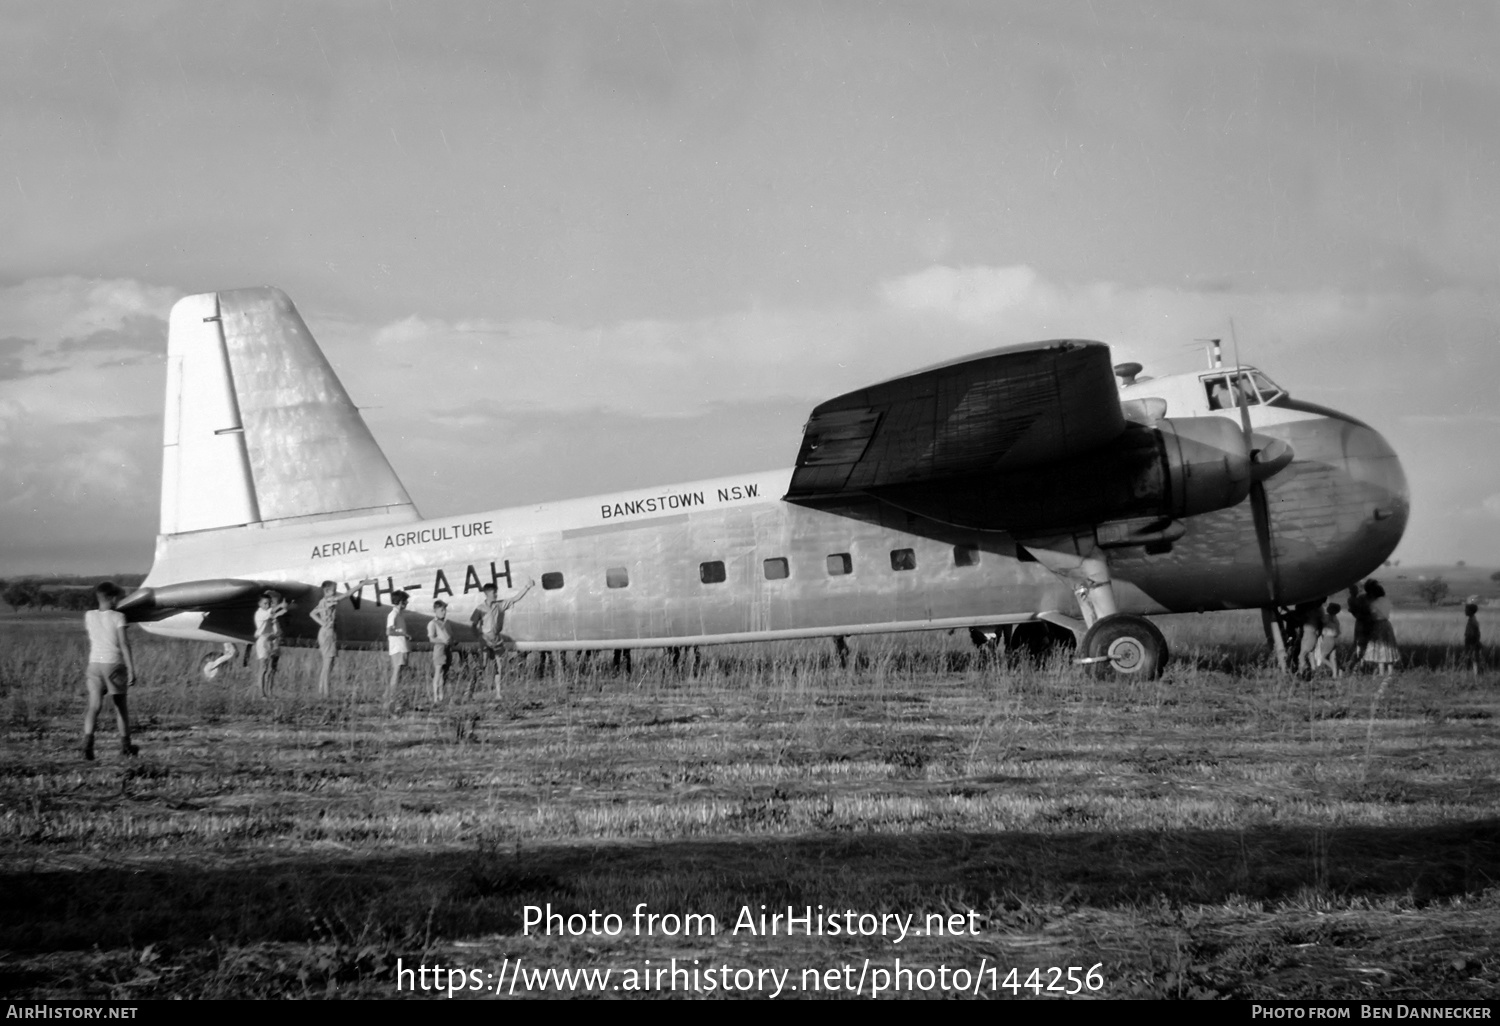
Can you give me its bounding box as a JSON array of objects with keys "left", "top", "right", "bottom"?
[
  {"left": 386, "top": 590, "right": 410, "bottom": 708},
  {"left": 1316, "top": 602, "right": 1342, "bottom": 677},
  {"left": 1464, "top": 601, "right": 1483, "bottom": 674},
  {"left": 82, "top": 582, "right": 137, "bottom": 760},
  {"left": 428, "top": 600, "right": 453, "bottom": 703},
  {"left": 253, "top": 591, "right": 287, "bottom": 697}
]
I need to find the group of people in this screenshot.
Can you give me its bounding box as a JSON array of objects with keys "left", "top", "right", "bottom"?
[
  {"left": 251, "top": 578, "right": 538, "bottom": 707},
  {"left": 1291, "top": 578, "right": 1422, "bottom": 677},
  {"left": 74, "top": 571, "right": 1486, "bottom": 761}
]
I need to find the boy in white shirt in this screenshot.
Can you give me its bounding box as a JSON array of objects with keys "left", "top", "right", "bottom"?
[
  {"left": 82, "top": 582, "right": 137, "bottom": 760},
  {"left": 386, "top": 591, "right": 410, "bottom": 707},
  {"left": 253, "top": 591, "right": 288, "bottom": 697}
]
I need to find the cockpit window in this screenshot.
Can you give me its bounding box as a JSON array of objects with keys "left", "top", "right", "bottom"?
[
  {"left": 1204, "top": 373, "right": 1259, "bottom": 410},
  {"left": 1249, "top": 371, "right": 1284, "bottom": 403},
  {"left": 1203, "top": 370, "right": 1288, "bottom": 409}
]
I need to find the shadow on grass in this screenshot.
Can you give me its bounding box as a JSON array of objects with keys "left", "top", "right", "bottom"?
[{"left": 6, "top": 820, "right": 1497, "bottom": 953}]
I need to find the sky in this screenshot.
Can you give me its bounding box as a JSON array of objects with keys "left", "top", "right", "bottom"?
[{"left": 1, "top": 0, "right": 1497, "bottom": 574}]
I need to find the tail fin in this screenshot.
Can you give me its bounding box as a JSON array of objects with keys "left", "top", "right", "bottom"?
[{"left": 160, "top": 287, "right": 420, "bottom": 535}]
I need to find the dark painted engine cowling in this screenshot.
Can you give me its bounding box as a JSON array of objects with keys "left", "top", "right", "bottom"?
[{"left": 871, "top": 416, "right": 1252, "bottom": 533}]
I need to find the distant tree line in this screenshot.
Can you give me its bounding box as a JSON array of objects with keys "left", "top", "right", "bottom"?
[
  {"left": 1, "top": 574, "right": 146, "bottom": 612},
  {"left": 2, "top": 581, "right": 100, "bottom": 611}
]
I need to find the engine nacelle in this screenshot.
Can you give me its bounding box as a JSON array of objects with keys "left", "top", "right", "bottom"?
[{"left": 870, "top": 416, "right": 1253, "bottom": 532}]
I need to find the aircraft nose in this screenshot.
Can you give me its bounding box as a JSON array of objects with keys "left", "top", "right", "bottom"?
[
  {"left": 1260, "top": 407, "right": 1409, "bottom": 602},
  {"left": 1344, "top": 420, "right": 1409, "bottom": 561}
]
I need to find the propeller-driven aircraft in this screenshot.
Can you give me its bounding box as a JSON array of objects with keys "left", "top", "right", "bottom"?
[{"left": 119, "top": 288, "right": 1408, "bottom": 678}]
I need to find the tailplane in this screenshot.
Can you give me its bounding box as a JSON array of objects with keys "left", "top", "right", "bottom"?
[{"left": 160, "top": 287, "right": 419, "bottom": 535}]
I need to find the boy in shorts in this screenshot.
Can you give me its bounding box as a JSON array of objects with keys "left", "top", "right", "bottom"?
[
  {"left": 469, "top": 578, "right": 536, "bottom": 697},
  {"left": 82, "top": 582, "right": 137, "bottom": 759},
  {"left": 310, "top": 578, "right": 377, "bottom": 697},
  {"left": 428, "top": 600, "right": 453, "bottom": 702},
  {"left": 1316, "top": 602, "right": 1342, "bottom": 677},
  {"left": 254, "top": 591, "right": 288, "bottom": 697}
]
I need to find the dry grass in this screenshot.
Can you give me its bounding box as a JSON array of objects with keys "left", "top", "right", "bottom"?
[{"left": 1, "top": 610, "right": 1498, "bottom": 999}]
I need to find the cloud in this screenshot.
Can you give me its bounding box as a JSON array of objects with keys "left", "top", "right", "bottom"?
[
  {"left": 0, "top": 277, "right": 177, "bottom": 426},
  {"left": 0, "top": 277, "right": 179, "bottom": 347},
  {"left": 309, "top": 262, "right": 1500, "bottom": 436},
  {"left": 320, "top": 304, "right": 869, "bottom": 421},
  {"left": 55, "top": 315, "right": 173, "bottom": 355},
  {"left": 881, "top": 265, "right": 1065, "bottom": 324}
]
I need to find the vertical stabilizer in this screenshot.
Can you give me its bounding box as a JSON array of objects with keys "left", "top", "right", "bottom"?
[{"left": 159, "top": 287, "right": 419, "bottom": 536}]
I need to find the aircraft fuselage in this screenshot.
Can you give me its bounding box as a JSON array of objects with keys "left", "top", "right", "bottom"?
[{"left": 141, "top": 397, "right": 1408, "bottom": 650}]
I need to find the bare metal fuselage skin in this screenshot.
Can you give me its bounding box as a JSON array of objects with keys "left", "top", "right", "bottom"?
[{"left": 142, "top": 393, "right": 1408, "bottom": 650}]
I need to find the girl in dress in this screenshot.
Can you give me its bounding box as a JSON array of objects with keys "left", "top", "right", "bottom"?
[{"left": 1361, "top": 580, "right": 1400, "bottom": 676}]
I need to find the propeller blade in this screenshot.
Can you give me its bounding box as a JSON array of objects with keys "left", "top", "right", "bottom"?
[{"left": 1228, "top": 325, "right": 1281, "bottom": 608}]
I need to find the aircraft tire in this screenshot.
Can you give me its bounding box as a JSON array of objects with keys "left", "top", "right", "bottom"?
[{"left": 1079, "top": 614, "right": 1168, "bottom": 680}]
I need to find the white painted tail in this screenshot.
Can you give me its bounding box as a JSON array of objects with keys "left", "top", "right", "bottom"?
[{"left": 159, "top": 287, "right": 420, "bottom": 535}]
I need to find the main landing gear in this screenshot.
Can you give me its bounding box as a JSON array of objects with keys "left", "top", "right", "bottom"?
[
  {"left": 1022, "top": 534, "right": 1170, "bottom": 680},
  {"left": 1078, "top": 614, "right": 1168, "bottom": 680}
]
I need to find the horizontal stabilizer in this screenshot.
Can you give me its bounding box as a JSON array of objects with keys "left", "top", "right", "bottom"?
[
  {"left": 785, "top": 340, "right": 1125, "bottom": 502},
  {"left": 119, "top": 578, "right": 316, "bottom": 621}
]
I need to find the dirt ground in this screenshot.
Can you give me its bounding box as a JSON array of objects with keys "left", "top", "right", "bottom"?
[{"left": 2, "top": 611, "right": 1498, "bottom": 999}]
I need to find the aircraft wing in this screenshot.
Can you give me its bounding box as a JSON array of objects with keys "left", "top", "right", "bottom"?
[{"left": 785, "top": 340, "right": 1125, "bottom": 502}]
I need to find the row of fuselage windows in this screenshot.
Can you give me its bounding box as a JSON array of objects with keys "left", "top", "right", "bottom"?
[{"left": 537, "top": 543, "right": 984, "bottom": 592}]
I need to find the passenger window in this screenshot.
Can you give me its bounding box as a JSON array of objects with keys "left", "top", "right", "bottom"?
[
  {"left": 890, "top": 548, "right": 916, "bottom": 571},
  {"left": 541, "top": 572, "right": 565, "bottom": 590},
  {"left": 826, "top": 553, "right": 852, "bottom": 576},
  {"left": 699, "top": 561, "right": 726, "bottom": 584},
  {"left": 763, "top": 557, "right": 789, "bottom": 580},
  {"left": 953, "top": 544, "right": 980, "bottom": 568},
  {"left": 606, "top": 567, "right": 629, "bottom": 589}
]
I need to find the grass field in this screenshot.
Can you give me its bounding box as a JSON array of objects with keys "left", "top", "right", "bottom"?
[{"left": 2, "top": 609, "right": 1498, "bottom": 1000}]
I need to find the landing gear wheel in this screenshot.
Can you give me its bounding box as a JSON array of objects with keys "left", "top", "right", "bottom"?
[{"left": 1079, "top": 614, "right": 1168, "bottom": 679}]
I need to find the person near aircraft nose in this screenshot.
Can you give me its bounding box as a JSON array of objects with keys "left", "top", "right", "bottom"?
[
  {"left": 1346, "top": 583, "right": 1374, "bottom": 664},
  {"left": 82, "top": 581, "right": 137, "bottom": 760},
  {"left": 428, "top": 600, "right": 453, "bottom": 702},
  {"left": 1315, "top": 602, "right": 1342, "bottom": 677},
  {"left": 386, "top": 590, "right": 411, "bottom": 706},
  {"left": 310, "top": 578, "right": 376, "bottom": 697},
  {"left": 1295, "top": 599, "right": 1325, "bottom": 675},
  {"left": 254, "top": 590, "right": 287, "bottom": 697},
  {"left": 1360, "top": 580, "right": 1400, "bottom": 676},
  {"left": 470, "top": 578, "right": 536, "bottom": 697}
]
